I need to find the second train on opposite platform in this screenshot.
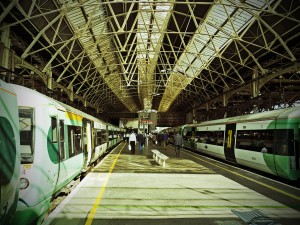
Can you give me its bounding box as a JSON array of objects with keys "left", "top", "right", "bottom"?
[
  {"left": 164, "top": 106, "right": 300, "bottom": 181},
  {"left": 0, "top": 80, "right": 124, "bottom": 225}
]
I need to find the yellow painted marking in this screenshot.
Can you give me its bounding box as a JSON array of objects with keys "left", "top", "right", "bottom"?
[
  {"left": 23, "top": 164, "right": 32, "bottom": 169},
  {"left": 185, "top": 151, "right": 300, "bottom": 201},
  {"left": 227, "top": 130, "right": 232, "bottom": 148},
  {"left": 65, "top": 111, "right": 83, "bottom": 122},
  {"left": 85, "top": 144, "right": 125, "bottom": 225},
  {"left": 0, "top": 87, "right": 16, "bottom": 96}
]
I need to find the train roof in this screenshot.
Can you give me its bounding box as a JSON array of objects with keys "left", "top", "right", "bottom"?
[
  {"left": 11, "top": 84, "right": 115, "bottom": 127},
  {"left": 0, "top": 79, "right": 16, "bottom": 97},
  {"left": 187, "top": 106, "right": 300, "bottom": 127}
]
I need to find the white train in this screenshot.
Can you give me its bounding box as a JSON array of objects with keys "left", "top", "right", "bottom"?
[
  {"left": 0, "top": 81, "right": 124, "bottom": 225},
  {"left": 165, "top": 107, "right": 300, "bottom": 181},
  {"left": 0, "top": 80, "right": 20, "bottom": 225}
]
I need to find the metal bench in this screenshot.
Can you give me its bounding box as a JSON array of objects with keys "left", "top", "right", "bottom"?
[{"left": 151, "top": 149, "right": 169, "bottom": 168}]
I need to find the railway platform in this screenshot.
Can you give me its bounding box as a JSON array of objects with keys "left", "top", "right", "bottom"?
[{"left": 43, "top": 142, "right": 300, "bottom": 225}]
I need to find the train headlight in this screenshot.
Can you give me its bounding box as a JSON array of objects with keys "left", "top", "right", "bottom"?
[{"left": 20, "top": 178, "right": 29, "bottom": 189}]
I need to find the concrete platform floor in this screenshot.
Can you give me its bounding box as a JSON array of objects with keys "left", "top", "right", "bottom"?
[{"left": 43, "top": 142, "right": 300, "bottom": 225}]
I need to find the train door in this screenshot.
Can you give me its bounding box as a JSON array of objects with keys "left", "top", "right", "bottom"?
[
  {"left": 90, "top": 121, "right": 96, "bottom": 163},
  {"left": 82, "top": 119, "right": 92, "bottom": 167},
  {"left": 191, "top": 127, "right": 196, "bottom": 150},
  {"left": 224, "top": 123, "right": 237, "bottom": 163},
  {"left": 57, "top": 110, "right": 67, "bottom": 184}
]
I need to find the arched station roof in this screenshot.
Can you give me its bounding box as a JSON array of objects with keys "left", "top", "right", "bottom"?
[{"left": 1, "top": 0, "right": 299, "bottom": 117}]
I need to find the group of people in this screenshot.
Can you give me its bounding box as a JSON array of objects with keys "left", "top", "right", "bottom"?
[
  {"left": 128, "top": 131, "right": 146, "bottom": 155},
  {"left": 126, "top": 130, "right": 184, "bottom": 157}
]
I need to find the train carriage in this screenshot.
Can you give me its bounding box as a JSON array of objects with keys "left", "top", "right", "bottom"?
[
  {"left": 92, "top": 120, "right": 109, "bottom": 163},
  {"left": 11, "top": 85, "right": 85, "bottom": 224},
  {"left": 181, "top": 106, "right": 300, "bottom": 181},
  {"left": 0, "top": 80, "right": 20, "bottom": 225},
  {"left": 8, "top": 84, "right": 122, "bottom": 225}
]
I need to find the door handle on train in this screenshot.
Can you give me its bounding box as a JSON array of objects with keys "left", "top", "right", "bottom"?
[{"left": 205, "top": 145, "right": 208, "bottom": 149}]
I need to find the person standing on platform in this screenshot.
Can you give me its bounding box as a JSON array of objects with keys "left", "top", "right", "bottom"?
[
  {"left": 162, "top": 132, "right": 168, "bottom": 150},
  {"left": 137, "top": 131, "right": 145, "bottom": 151},
  {"left": 174, "top": 132, "right": 183, "bottom": 157},
  {"left": 129, "top": 131, "right": 137, "bottom": 155},
  {"left": 151, "top": 133, "right": 157, "bottom": 146}
]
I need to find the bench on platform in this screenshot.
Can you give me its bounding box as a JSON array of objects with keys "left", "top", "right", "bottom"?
[{"left": 151, "top": 149, "right": 169, "bottom": 168}]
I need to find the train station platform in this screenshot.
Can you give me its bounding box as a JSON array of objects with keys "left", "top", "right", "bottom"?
[{"left": 43, "top": 142, "right": 300, "bottom": 225}]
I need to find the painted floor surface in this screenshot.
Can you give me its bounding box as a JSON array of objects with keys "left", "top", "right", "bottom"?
[{"left": 43, "top": 143, "right": 300, "bottom": 225}]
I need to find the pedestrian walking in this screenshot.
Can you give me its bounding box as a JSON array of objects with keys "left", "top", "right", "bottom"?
[
  {"left": 174, "top": 132, "right": 183, "bottom": 157},
  {"left": 129, "top": 131, "right": 137, "bottom": 154},
  {"left": 137, "top": 131, "right": 145, "bottom": 151}
]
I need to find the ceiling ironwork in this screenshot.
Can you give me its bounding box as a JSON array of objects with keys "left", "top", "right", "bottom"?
[{"left": 0, "top": 0, "right": 299, "bottom": 115}]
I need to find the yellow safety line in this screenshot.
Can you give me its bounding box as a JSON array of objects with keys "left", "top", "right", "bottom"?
[
  {"left": 185, "top": 151, "right": 300, "bottom": 201},
  {"left": 85, "top": 144, "right": 125, "bottom": 225}
]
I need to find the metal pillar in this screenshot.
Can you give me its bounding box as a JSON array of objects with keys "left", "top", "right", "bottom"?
[
  {"left": 1, "top": 25, "right": 10, "bottom": 82},
  {"left": 252, "top": 66, "right": 259, "bottom": 112},
  {"left": 46, "top": 66, "right": 53, "bottom": 90},
  {"left": 68, "top": 84, "right": 74, "bottom": 102}
]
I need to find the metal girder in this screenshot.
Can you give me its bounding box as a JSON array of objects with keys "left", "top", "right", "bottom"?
[{"left": 1, "top": 0, "right": 299, "bottom": 115}]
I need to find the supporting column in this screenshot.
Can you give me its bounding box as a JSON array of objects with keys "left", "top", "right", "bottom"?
[
  {"left": 1, "top": 25, "right": 11, "bottom": 82},
  {"left": 68, "top": 84, "right": 74, "bottom": 102},
  {"left": 222, "top": 94, "right": 229, "bottom": 118},
  {"left": 252, "top": 66, "right": 259, "bottom": 112},
  {"left": 205, "top": 102, "right": 210, "bottom": 121},
  {"left": 46, "top": 66, "right": 53, "bottom": 90},
  {"left": 192, "top": 108, "right": 197, "bottom": 123},
  {"left": 186, "top": 111, "right": 193, "bottom": 124},
  {"left": 223, "top": 85, "right": 229, "bottom": 118},
  {"left": 149, "top": 111, "right": 157, "bottom": 133}
]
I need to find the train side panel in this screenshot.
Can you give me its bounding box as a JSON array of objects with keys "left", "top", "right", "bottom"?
[
  {"left": 53, "top": 110, "right": 84, "bottom": 193},
  {"left": 11, "top": 85, "right": 85, "bottom": 225},
  {"left": 0, "top": 81, "right": 20, "bottom": 225},
  {"left": 273, "top": 109, "right": 300, "bottom": 180},
  {"left": 234, "top": 120, "right": 277, "bottom": 176},
  {"left": 92, "top": 120, "right": 108, "bottom": 162},
  {"left": 194, "top": 124, "right": 226, "bottom": 160},
  {"left": 13, "top": 99, "right": 60, "bottom": 225}
]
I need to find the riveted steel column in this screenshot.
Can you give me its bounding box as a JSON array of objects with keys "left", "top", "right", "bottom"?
[
  {"left": 0, "top": 25, "right": 10, "bottom": 82},
  {"left": 68, "top": 84, "right": 74, "bottom": 102},
  {"left": 252, "top": 66, "right": 259, "bottom": 112},
  {"left": 46, "top": 65, "right": 53, "bottom": 90}
]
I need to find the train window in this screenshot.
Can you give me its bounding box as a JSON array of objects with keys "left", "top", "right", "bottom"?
[
  {"left": 68, "top": 125, "right": 81, "bottom": 157},
  {"left": 59, "top": 120, "right": 66, "bottom": 160},
  {"left": 51, "top": 117, "right": 57, "bottom": 143},
  {"left": 274, "top": 129, "right": 294, "bottom": 156},
  {"left": 236, "top": 130, "right": 274, "bottom": 153},
  {"left": 100, "top": 130, "right": 108, "bottom": 144},
  {"left": 183, "top": 130, "right": 192, "bottom": 141},
  {"left": 216, "top": 131, "right": 224, "bottom": 146},
  {"left": 19, "top": 108, "right": 34, "bottom": 163},
  {"left": 0, "top": 117, "right": 16, "bottom": 185},
  {"left": 195, "top": 131, "right": 224, "bottom": 146},
  {"left": 108, "top": 130, "right": 114, "bottom": 140},
  {"left": 94, "top": 129, "right": 101, "bottom": 146}
]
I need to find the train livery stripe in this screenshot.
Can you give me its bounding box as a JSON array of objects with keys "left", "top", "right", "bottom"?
[
  {"left": 0, "top": 87, "right": 16, "bottom": 96},
  {"left": 65, "top": 111, "right": 83, "bottom": 125},
  {"left": 185, "top": 151, "right": 300, "bottom": 201},
  {"left": 85, "top": 143, "right": 125, "bottom": 225}
]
